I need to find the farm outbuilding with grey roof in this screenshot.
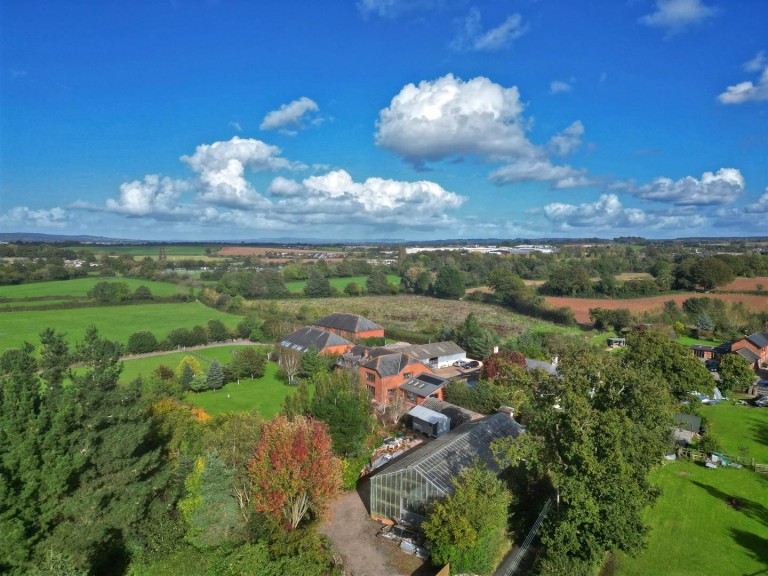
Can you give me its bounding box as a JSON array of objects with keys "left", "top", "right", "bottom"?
[
  {"left": 280, "top": 326, "right": 353, "bottom": 356},
  {"left": 369, "top": 412, "right": 523, "bottom": 527},
  {"left": 396, "top": 341, "right": 466, "bottom": 369},
  {"left": 312, "top": 313, "right": 384, "bottom": 340}
]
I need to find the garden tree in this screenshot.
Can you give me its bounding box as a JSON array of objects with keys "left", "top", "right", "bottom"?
[
  {"left": 543, "top": 265, "right": 592, "bottom": 296},
  {"left": 309, "top": 371, "right": 374, "bottom": 457},
  {"left": 695, "top": 312, "right": 716, "bottom": 333},
  {"left": 236, "top": 315, "right": 265, "bottom": 341},
  {"left": 206, "top": 360, "right": 225, "bottom": 390},
  {"left": 422, "top": 465, "right": 512, "bottom": 576},
  {"left": 281, "top": 380, "right": 312, "bottom": 421},
  {"left": 691, "top": 257, "right": 735, "bottom": 291},
  {"left": 133, "top": 285, "right": 153, "bottom": 300},
  {"left": 191, "top": 325, "right": 208, "bottom": 346},
  {"left": 127, "top": 330, "right": 159, "bottom": 354},
  {"left": 207, "top": 319, "right": 229, "bottom": 342},
  {"left": 175, "top": 355, "right": 203, "bottom": 382},
  {"left": 718, "top": 354, "right": 755, "bottom": 396},
  {"left": 167, "top": 327, "right": 196, "bottom": 348},
  {"left": 299, "top": 345, "right": 329, "bottom": 379},
  {"left": 589, "top": 308, "right": 634, "bottom": 333},
  {"left": 202, "top": 412, "right": 263, "bottom": 518},
  {"left": 0, "top": 329, "right": 170, "bottom": 574},
  {"left": 277, "top": 345, "right": 302, "bottom": 385},
  {"left": 365, "top": 270, "right": 390, "bottom": 295},
  {"left": 343, "top": 281, "right": 362, "bottom": 296},
  {"left": 454, "top": 313, "right": 499, "bottom": 359},
  {"left": 178, "top": 452, "right": 241, "bottom": 548},
  {"left": 481, "top": 350, "right": 526, "bottom": 381},
  {"left": 229, "top": 347, "right": 267, "bottom": 380},
  {"left": 248, "top": 415, "right": 342, "bottom": 530},
  {"left": 444, "top": 379, "right": 517, "bottom": 414},
  {"left": 492, "top": 349, "right": 673, "bottom": 574},
  {"left": 433, "top": 265, "right": 466, "bottom": 299},
  {"left": 622, "top": 329, "right": 711, "bottom": 399},
  {"left": 180, "top": 364, "right": 197, "bottom": 390},
  {"left": 303, "top": 269, "right": 332, "bottom": 298},
  {"left": 188, "top": 374, "right": 210, "bottom": 392}
]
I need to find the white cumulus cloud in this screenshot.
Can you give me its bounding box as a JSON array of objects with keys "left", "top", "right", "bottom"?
[
  {"left": 181, "top": 136, "right": 296, "bottom": 208},
  {"left": 744, "top": 189, "right": 768, "bottom": 214},
  {"left": 631, "top": 168, "right": 745, "bottom": 205},
  {"left": 268, "top": 169, "right": 465, "bottom": 225},
  {"left": 104, "top": 174, "right": 189, "bottom": 216},
  {"left": 452, "top": 9, "right": 527, "bottom": 52},
  {"left": 0, "top": 206, "right": 68, "bottom": 228},
  {"left": 640, "top": 0, "right": 716, "bottom": 33},
  {"left": 548, "top": 121, "right": 584, "bottom": 156},
  {"left": 717, "top": 52, "right": 768, "bottom": 104},
  {"left": 544, "top": 194, "right": 648, "bottom": 229},
  {"left": 260, "top": 97, "right": 320, "bottom": 133}
]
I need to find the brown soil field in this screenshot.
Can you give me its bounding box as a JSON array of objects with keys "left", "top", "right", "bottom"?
[
  {"left": 545, "top": 293, "right": 768, "bottom": 325},
  {"left": 719, "top": 277, "right": 768, "bottom": 292}
]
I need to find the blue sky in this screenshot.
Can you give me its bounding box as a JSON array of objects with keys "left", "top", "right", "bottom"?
[{"left": 1, "top": 0, "right": 766, "bottom": 241}]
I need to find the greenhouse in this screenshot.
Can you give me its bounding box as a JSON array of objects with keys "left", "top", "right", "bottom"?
[{"left": 369, "top": 412, "right": 523, "bottom": 527}]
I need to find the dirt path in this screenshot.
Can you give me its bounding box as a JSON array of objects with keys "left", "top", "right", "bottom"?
[{"left": 320, "top": 486, "right": 426, "bottom": 576}]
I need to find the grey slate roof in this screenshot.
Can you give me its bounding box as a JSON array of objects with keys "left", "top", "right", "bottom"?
[
  {"left": 312, "top": 313, "right": 382, "bottom": 334},
  {"left": 280, "top": 326, "right": 351, "bottom": 353},
  {"left": 398, "top": 341, "right": 465, "bottom": 360},
  {"left": 420, "top": 398, "right": 482, "bottom": 429},
  {"left": 372, "top": 413, "right": 523, "bottom": 494},
  {"left": 736, "top": 347, "right": 760, "bottom": 363},
  {"left": 400, "top": 373, "right": 449, "bottom": 398},
  {"left": 746, "top": 332, "right": 768, "bottom": 349},
  {"left": 361, "top": 352, "right": 425, "bottom": 378}
]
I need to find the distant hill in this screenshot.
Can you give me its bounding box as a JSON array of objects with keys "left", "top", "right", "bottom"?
[{"left": 0, "top": 232, "right": 135, "bottom": 243}]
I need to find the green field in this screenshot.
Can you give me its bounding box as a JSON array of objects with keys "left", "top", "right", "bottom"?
[
  {"left": 184, "top": 361, "right": 300, "bottom": 418},
  {"left": 699, "top": 402, "right": 768, "bottom": 463},
  {"left": 0, "top": 277, "right": 182, "bottom": 299},
  {"left": 615, "top": 461, "right": 768, "bottom": 576},
  {"left": 0, "top": 302, "right": 242, "bottom": 351},
  {"left": 614, "top": 402, "right": 768, "bottom": 575},
  {"left": 67, "top": 245, "right": 222, "bottom": 258},
  {"left": 285, "top": 274, "right": 400, "bottom": 293}
]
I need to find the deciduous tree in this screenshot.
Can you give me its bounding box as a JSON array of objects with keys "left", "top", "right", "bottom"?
[
  {"left": 718, "top": 354, "right": 755, "bottom": 395},
  {"left": 248, "top": 416, "right": 342, "bottom": 530}
]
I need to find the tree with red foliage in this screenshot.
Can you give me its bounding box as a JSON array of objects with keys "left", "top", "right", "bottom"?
[
  {"left": 482, "top": 350, "right": 526, "bottom": 381},
  {"left": 248, "top": 415, "right": 342, "bottom": 530}
]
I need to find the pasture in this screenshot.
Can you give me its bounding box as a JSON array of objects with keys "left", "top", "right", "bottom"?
[
  {"left": 284, "top": 274, "right": 400, "bottom": 293},
  {"left": 0, "top": 277, "right": 182, "bottom": 299},
  {"left": 0, "top": 302, "right": 242, "bottom": 351},
  {"left": 68, "top": 244, "right": 221, "bottom": 259},
  {"left": 614, "top": 402, "right": 768, "bottom": 576}
]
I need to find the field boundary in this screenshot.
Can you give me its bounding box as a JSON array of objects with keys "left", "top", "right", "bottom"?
[{"left": 676, "top": 447, "right": 766, "bottom": 472}]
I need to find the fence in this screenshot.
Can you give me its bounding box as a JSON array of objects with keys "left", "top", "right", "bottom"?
[
  {"left": 498, "top": 498, "right": 552, "bottom": 576},
  {"left": 676, "top": 447, "right": 767, "bottom": 473}
]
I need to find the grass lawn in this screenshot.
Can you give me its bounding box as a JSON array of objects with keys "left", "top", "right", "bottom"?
[
  {"left": 615, "top": 460, "right": 768, "bottom": 576},
  {"left": 0, "top": 302, "right": 242, "bottom": 351},
  {"left": 284, "top": 275, "right": 400, "bottom": 293},
  {"left": 678, "top": 336, "right": 725, "bottom": 347},
  {"left": 699, "top": 402, "right": 768, "bottom": 463},
  {"left": 0, "top": 277, "right": 182, "bottom": 299},
  {"left": 184, "top": 361, "right": 305, "bottom": 419}
]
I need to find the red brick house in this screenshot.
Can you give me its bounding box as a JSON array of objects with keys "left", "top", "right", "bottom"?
[
  {"left": 731, "top": 332, "right": 768, "bottom": 368},
  {"left": 358, "top": 352, "right": 434, "bottom": 404},
  {"left": 312, "top": 313, "right": 384, "bottom": 341}
]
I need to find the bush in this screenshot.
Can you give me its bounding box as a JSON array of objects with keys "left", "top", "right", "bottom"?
[{"left": 127, "top": 331, "right": 159, "bottom": 354}]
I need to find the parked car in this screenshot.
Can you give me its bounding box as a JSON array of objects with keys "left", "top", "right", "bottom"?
[
  {"left": 705, "top": 360, "right": 719, "bottom": 372},
  {"left": 464, "top": 360, "right": 480, "bottom": 369},
  {"left": 751, "top": 395, "right": 768, "bottom": 407}
]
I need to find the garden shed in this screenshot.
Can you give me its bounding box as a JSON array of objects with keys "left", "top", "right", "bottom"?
[
  {"left": 369, "top": 412, "right": 523, "bottom": 527},
  {"left": 407, "top": 405, "right": 450, "bottom": 438}
]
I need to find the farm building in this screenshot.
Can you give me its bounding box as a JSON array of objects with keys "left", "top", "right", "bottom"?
[
  {"left": 369, "top": 412, "right": 523, "bottom": 527},
  {"left": 280, "top": 326, "right": 353, "bottom": 356},
  {"left": 394, "top": 341, "right": 467, "bottom": 369},
  {"left": 311, "top": 313, "right": 384, "bottom": 341},
  {"left": 420, "top": 398, "right": 482, "bottom": 429},
  {"left": 407, "top": 405, "right": 450, "bottom": 438},
  {"left": 731, "top": 331, "right": 768, "bottom": 368},
  {"left": 399, "top": 373, "right": 449, "bottom": 405},
  {"left": 359, "top": 352, "right": 434, "bottom": 404}
]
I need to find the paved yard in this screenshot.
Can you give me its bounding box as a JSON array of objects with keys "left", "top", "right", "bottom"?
[{"left": 320, "top": 481, "right": 431, "bottom": 576}]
